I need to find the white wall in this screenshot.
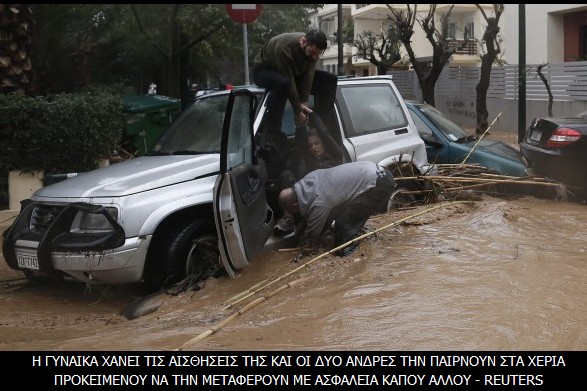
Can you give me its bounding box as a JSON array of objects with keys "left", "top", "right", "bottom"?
[{"left": 504, "top": 4, "right": 586, "bottom": 65}]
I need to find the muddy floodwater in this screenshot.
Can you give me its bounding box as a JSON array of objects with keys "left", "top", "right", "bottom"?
[{"left": 1, "top": 193, "right": 586, "bottom": 352}]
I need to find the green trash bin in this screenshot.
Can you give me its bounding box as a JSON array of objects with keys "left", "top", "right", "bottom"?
[{"left": 122, "top": 94, "right": 181, "bottom": 156}]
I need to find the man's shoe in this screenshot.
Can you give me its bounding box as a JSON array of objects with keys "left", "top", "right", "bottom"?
[
  {"left": 335, "top": 242, "right": 359, "bottom": 257},
  {"left": 274, "top": 215, "right": 294, "bottom": 236}
]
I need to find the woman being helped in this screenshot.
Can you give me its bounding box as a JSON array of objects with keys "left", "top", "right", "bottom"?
[
  {"left": 291, "top": 104, "right": 344, "bottom": 178},
  {"left": 275, "top": 105, "right": 345, "bottom": 235}
]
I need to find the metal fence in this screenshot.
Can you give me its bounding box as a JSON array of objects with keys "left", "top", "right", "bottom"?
[
  {"left": 390, "top": 61, "right": 587, "bottom": 102},
  {"left": 389, "top": 61, "right": 587, "bottom": 131}
]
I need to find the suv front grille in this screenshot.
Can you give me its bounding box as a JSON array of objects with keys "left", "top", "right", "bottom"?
[{"left": 31, "top": 204, "right": 67, "bottom": 233}]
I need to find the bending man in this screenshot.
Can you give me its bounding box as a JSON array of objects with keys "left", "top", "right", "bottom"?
[{"left": 278, "top": 161, "right": 396, "bottom": 257}]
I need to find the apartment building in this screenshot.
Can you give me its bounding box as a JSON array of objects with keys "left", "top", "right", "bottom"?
[
  {"left": 308, "top": 4, "right": 355, "bottom": 76},
  {"left": 311, "top": 4, "right": 496, "bottom": 76},
  {"left": 311, "top": 4, "right": 587, "bottom": 76},
  {"left": 309, "top": 4, "right": 587, "bottom": 132}
]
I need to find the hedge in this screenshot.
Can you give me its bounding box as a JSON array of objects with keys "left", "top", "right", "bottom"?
[{"left": 0, "top": 91, "right": 125, "bottom": 174}]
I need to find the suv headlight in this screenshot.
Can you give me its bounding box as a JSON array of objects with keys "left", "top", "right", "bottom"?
[{"left": 73, "top": 207, "right": 118, "bottom": 233}]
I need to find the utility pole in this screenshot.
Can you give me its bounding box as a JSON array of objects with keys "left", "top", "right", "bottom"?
[
  {"left": 337, "top": 4, "right": 344, "bottom": 76},
  {"left": 518, "top": 4, "right": 526, "bottom": 143}
]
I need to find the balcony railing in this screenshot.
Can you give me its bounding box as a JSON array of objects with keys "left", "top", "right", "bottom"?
[{"left": 447, "top": 39, "right": 477, "bottom": 56}]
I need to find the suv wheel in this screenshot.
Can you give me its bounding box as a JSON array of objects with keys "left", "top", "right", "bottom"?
[
  {"left": 387, "top": 187, "right": 416, "bottom": 211},
  {"left": 143, "top": 219, "right": 220, "bottom": 293},
  {"left": 185, "top": 233, "right": 221, "bottom": 281}
]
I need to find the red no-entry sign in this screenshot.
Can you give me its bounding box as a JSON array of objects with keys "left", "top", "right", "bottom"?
[{"left": 225, "top": 4, "right": 263, "bottom": 24}]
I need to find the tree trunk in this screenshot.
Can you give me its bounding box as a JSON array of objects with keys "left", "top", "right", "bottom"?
[
  {"left": 165, "top": 53, "right": 181, "bottom": 98},
  {"left": 377, "top": 62, "right": 388, "bottom": 76},
  {"left": 475, "top": 58, "right": 492, "bottom": 135},
  {"left": 388, "top": 4, "right": 457, "bottom": 108},
  {"left": 475, "top": 5, "right": 504, "bottom": 136},
  {"left": 421, "top": 79, "right": 435, "bottom": 107},
  {"left": 163, "top": 15, "right": 182, "bottom": 98},
  {"left": 537, "top": 64, "right": 553, "bottom": 117}
]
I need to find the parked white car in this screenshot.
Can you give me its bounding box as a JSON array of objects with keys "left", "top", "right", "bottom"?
[{"left": 2, "top": 76, "right": 433, "bottom": 292}]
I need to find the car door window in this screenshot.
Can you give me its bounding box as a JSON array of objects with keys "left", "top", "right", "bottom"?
[{"left": 226, "top": 95, "right": 253, "bottom": 167}]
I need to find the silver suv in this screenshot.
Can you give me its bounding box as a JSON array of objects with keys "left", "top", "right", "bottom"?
[{"left": 2, "top": 76, "right": 433, "bottom": 292}]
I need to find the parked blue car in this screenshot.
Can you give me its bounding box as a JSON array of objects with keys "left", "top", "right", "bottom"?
[{"left": 405, "top": 101, "right": 529, "bottom": 176}]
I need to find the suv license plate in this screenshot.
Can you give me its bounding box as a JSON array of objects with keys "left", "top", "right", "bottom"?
[
  {"left": 530, "top": 130, "right": 542, "bottom": 142},
  {"left": 16, "top": 253, "right": 39, "bottom": 270}
]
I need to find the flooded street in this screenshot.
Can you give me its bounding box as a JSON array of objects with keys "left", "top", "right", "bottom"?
[{"left": 1, "top": 194, "right": 586, "bottom": 351}]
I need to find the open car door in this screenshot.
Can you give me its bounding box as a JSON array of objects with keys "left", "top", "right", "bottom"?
[{"left": 213, "top": 90, "right": 275, "bottom": 277}]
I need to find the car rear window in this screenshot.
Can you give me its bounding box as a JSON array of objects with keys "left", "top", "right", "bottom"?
[{"left": 338, "top": 84, "right": 408, "bottom": 137}]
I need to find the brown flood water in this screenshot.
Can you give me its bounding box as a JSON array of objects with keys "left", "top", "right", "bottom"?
[{"left": 1, "top": 193, "right": 586, "bottom": 351}]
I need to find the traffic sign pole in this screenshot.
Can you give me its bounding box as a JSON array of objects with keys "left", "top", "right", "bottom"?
[
  {"left": 243, "top": 23, "right": 249, "bottom": 85},
  {"left": 225, "top": 4, "right": 263, "bottom": 85}
]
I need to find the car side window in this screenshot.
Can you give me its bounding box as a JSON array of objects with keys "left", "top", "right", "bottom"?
[{"left": 338, "top": 85, "right": 408, "bottom": 137}]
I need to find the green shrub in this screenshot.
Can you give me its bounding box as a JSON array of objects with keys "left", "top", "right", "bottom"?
[{"left": 0, "top": 90, "right": 125, "bottom": 174}]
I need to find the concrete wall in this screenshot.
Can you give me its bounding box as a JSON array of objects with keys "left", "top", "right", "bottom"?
[
  {"left": 8, "top": 170, "right": 43, "bottom": 211},
  {"left": 435, "top": 95, "right": 587, "bottom": 134}
]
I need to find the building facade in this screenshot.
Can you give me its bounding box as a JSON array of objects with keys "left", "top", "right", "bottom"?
[
  {"left": 504, "top": 4, "right": 587, "bottom": 64},
  {"left": 309, "top": 4, "right": 587, "bottom": 132},
  {"left": 312, "top": 4, "right": 497, "bottom": 76},
  {"left": 311, "top": 4, "right": 587, "bottom": 76},
  {"left": 308, "top": 4, "right": 356, "bottom": 76}
]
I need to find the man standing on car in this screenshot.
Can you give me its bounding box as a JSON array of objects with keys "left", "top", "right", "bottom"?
[
  {"left": 278, "top": 161, "right": 396, "bottom": 257},
  {"left": 253, "top": 30, "right": 338, "bottom": 179},
  {"left": 253, "top": 29, "right": 337, "bottom": 131}
]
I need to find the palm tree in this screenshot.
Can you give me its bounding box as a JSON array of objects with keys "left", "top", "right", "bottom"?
[{"left": 0, "top": 4, "right": 34, "bottom": 94}]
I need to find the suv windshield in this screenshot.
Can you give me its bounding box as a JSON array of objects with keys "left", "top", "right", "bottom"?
[{"left": 149, "top": 93, "right": 229, "bottom": 155}]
